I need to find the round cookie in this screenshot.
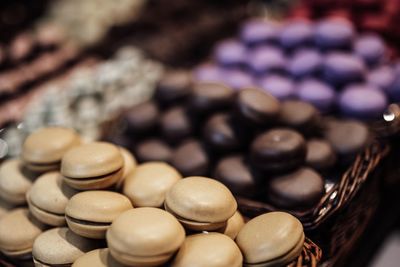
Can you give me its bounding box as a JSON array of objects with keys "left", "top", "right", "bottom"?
[
  {"left": 217, "top": 211, "right": 245, "bottom": 239},
  {"left": 306, "top": 139, "right": 337, "bottom": 171},
  {"left": 220, "top": 69, "right": 255, "bottom": 90},
  {"left": 160, "top": 106, "right": 193, "bottom": 144},
  {"left": 214, "top": 39, "right": 247, "bottom": 68},
  {"left": 106, "top": 208, "right": 185, "bottom": 267},
  {"left": 203, "top": 114, "right": 241, "bottom": 152},
  {"left": 296, "top": 79, "right": 336, "bottom": 113},
  {"left": 124, "top": 101, "right": 159, "bottom": 135},
  {"left": 135, "top": 139, "right": 173, "bottom": 163},
  {"left": 258, "top": 74, "right": 295, "bottom": 100},
  {"left": 116, "top": 147, "right": 137, "bottom": 189},
  {"left": 66, "top": 191, "right": 133, "bottom": 239},
  {"left": 171, "top": 140, "right": 209, "bottom": 177},
  {"left": 123, "top": 162, "right": 182, "bottom": 208},
  {"left": 288, "top": 49, "right": 322, "bottom": 79},
  {"left": 155, "top": 70, "right": 192, "bottom": 106},
  {"left": 61, "top": 142, "right": 124, "bottom": 190},
  {"left": 279, "top": 100, "right": 321, "bottom": 134},
  {"left": 22, "top": 127, "right": 80, "bottom": 172},
  {"left": 165, "top": 176, "right": 237, "bottom": 231},
  {"left": 240, "top": 19, "right": 279, "bottom": 46},
  {"left": 73, "top": 248, "right": 129, "bottom": 267},
  {"left": 314, "top": 18, "right": 355, "bottom": 50},
  {"left": 247, "top": 46, "right": 286, "bottom": 75},
  {"left": 279, "top": 19, "right": 313, "bottom": 50},
  {"left": 354, "top": 34, "right": 386, "bottom": 66}
]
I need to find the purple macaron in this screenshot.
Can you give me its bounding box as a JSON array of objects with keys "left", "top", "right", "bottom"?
[
  {"left": 279, "top": 19, "right": 314, "bottom": 50},
  {"left": 258, "top": 74, "right": 295, "bottom": 100},
  {"left": 287, "top": 49, "right": 322, "bottom": 79},
  {"left": 296, "top": 79, "right": 336, "bottom": 113},
  {"left": 314, "top": 18, "right": 355, "bottom": 51},
  {"left": 220, "top": 69, "right": 255, "bottom": 90},
  {"left": 339, "top": 84, "right": 388, "bottom": 120},
  {"left": 214, "top": 39, "right": 247, "bottom": 68},
  {"left": 354, "top": 34, "right": 386, "bottom": 67},
  {"left": 192, "top": 63, "right": 224, "bottom": 83},
  {"left": 367, "top": 65, "right": 395, "bottom": 93},
  {"left": 323, "top": 52, "right": 367, "bottom": 88},
  {"left": 240, "top": 19, "right": 280, "bottom": 47},
  {"left": 247, "top": 46, "right": 286, "bottom": 75}
]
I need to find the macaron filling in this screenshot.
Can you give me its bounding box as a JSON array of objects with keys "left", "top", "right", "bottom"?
[
  {"left": 63, "top": 167, "right": 123, "bottom": 188},
  {"left": 109, "top": 245, "right": 174, "bottom": 266},
  {"left": 24, "top": 160, "right": 60, "bottom": 171},
  {"left": 28, "top": 197, "right": 65, "bottom": 219},
  {"left": 65, "top": 215, "right": 111, "bottom": 227}
]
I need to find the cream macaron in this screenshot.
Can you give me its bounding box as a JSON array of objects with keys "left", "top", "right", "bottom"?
[
  {"left": 65, "top": 191, "right": 133, "bottom": 239},
  {"left": 236, "top": 211, "right": 305, "bottom": 267},
  {"left": 106, "top": 207, "right": 185, "bottom": 266},
  {"left": 0, "top": 158, "right": 34, "bottom": 205},
  {"left": 116, "top": 147, "right": 137, "bottom": 189},
  {"left": 61, "top": 142, "right": 124, "bottom": 190},
  {"left": 172, "top": 232, "right": 243, "bottom": 267},
  {"left": 27, "top": 171, "right": 77, "bottom": 226},
  {"left": 22, "top": 127, "right": 80, "bottom": 172},
  {"left": 0, "top": 208, "right": 45, "bottom": 259},
  {"left": 73, "top": 248, "right": 129, "bottom": 267},
  {"left": 217, "top": 211, "right": 245, "bottom": 239},
  {"left": 0, "top": 197, "right": 13, "bottom": 218},
  {"left": 123, "top": 162, "right": 182, "bottom": 207},
  {"left": 32, "top": 227, "right": 99, "bottom": 267},
  {"left": 165, "top": 176, "right": 237, "bottom": 231}
]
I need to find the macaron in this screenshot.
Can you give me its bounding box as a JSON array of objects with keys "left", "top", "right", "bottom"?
[
  {"left": 165, "top": 176, "right": 237, "bottom": 231},
  {"left": 288, "top": 49, "right": 322, "bottom": 79},
  {"left": 220, "top": 69, "right": 255, "bottom": 90},
  {"left": 296, "top": 79, "right": 336, "bottom": 113},
  {"left": 135, "top": 139, "right": 173, "bottom": 163},
  {"left": 217, "top": 211, "right": 245, "bottom": 239},
  {"left": 123, "top": 162, "right": 182, "bottom": 208},
  {"left": 0, "top": 158, "right": 34, "bottom": 205},
  {"left": 268, "top": 167, "right": 325, "bottom": 210},
  {"left": 247, "top": 46, "right": 286, "bottom": 75},
  {"left": 171, "top": 233, "right": 243, "bottom": 267},
  {"left": 306, "top": 139, "right": 337, "bottom": 171},
  {"left": 160, "top": 106, "right": 193, "bottom": 144},
  {"left": 155, "top": 70, "right": 192, "bottom": 106},
  {"left": 279, "top": 19, "right": 314, "bottom": 50},
  {"left": 354, "top": 34, "right": 386, "bottom": 66},
  {"left": 250, "top": 128, "right": 307, "bottom": 173},
  {"left": 27, "top": 171, "right": 77, "bottom": 226},
  {"left": 0, "top": 197, "right": 13, "bottom": 218},
  {"left": 124, "top": 101, "right": 159, "bottom": 135},
  {"left": 240, "top": 19, "right": 279, "bottom": 46},
  {"left": 65, "top": 191, "right": 133, "bottom": 239},
  {"left": 314, "top": 18, "right": 355, "bottom": 50},
  {"left": 258, "top": 74, "right": 295, "bottom": 100},
  {"left": 339, "top": 84, "right": 388, "bottom": 120},
  {"left": 171, "top": 140, "right": 209, "bottom": 177},
  {"left": 106, "top": 208, "right": 185, "bottom": 266},
  {"left": 73, "top": 248, "right": 128, "bottom": 267},
  {"left": 214, "top": 39, "right": 247, "bottom": 68},
  {"left": 0, "top": 208, "right": 45, "bottom": 259},
  {"left": 32, "top": 227, "right": 98, "bottom": 266},
  {"left": 22, "top": 127, "right": 80, "bottom": 172},
  {"left": 192, "top": 64, "right": 223, "bottom": 83},
  {"left": 117, "top": 147, "right": 137, "bottom": 189},
  {"left": 367, "top": 65, "right": 396, "bottom": 93},
  {"left": 61, "top": 142, "right": 124, "bottom": 190},
  {"left": 236, "top": 212, "right": 304, "bottom": 266},
  {"left": 279, "top": 100, "right": 321, "bottom": 134}
]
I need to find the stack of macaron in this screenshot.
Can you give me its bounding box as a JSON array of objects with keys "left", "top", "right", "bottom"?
[
  {"left": 0, "top": 126, "right": 310, "bottom": 267},
  {"left": 193, "top": 16, "right": 400, "bottom": 121},
  {"left": 108, "top": 73, "right": 371, "bottom": 212}
]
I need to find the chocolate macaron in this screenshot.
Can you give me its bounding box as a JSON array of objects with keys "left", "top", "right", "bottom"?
[
  {"left": 155, "top": 70, "right": 192, "bottom": 106},
  {"left": 279, "top": 100, "right": 321, "bottom": 134},
  {"left": 135, "top": 139, "right": 173, "bottom": 163},
  {"left": 171, "top": 139, "right": 209, "bottom": 177},
  {"left": 306, "top": 139, "right": 337, "bottom": 171},
  {"left": 160, "top": 106, "right": 193, "bottom": 144}
]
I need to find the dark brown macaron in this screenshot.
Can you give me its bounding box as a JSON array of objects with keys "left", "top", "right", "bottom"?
[
  {"left": 214, "top": 155, "right": 260, "bottom": 198},
  {"left": 306, "top": 139, "right": 337, "bottom": 171},
  {"left": 155, "top": 70, "right": 192, "bottom": 106},
  {"left": 160, "top": 106, "right": 193, "bottom": 144},
  {"left": 124, "top": 101, "right": 159, "bottom": 135},
  {"left": 235, "top": 88, "right": 280, "bottom": 126},
  {"left": 268, "top": 167, "right": 325, "bottom": 210},
  {"left": 134, "top": 139, "right": 173, "bottom": 163},
  {"left": 250, "top": 128, "right": 307, "bottom": 173},
  {"left": 171, "top": 139, "right": 209, "bottom": 177}
]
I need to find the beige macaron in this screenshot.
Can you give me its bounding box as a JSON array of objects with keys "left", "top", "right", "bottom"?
[
  {"left": 72, "top": 248, "right": 129, "bottom": 267},
  {"left": 217, "top": 211, "right": 245, "bottom": 239},
  {"left": 0, "top": 158, "right": 35, "bottom": 204},
  {"left": 66, "top": 191, "right": 133, "bottom": 239},
  {"left": 165, "top": 176, "right": 237, "bottom": 231},
  {"left": 32, "top": 227, "right": 99, "bottom": 267},
  {"left": 27, "top": 172, "right": 77, "bottom": 226},
  {"left": 22, "top": 127, "right": 80, "bottom": 172},
  {"left": 123, "top": 162, "right": 182, "bottom": 207},
  {"left": 116, "top": 147, "right": 137, "bottom": 190},
  {"left": 0, "top": 197, "right": 13, "bottom": 218},
  {"left": 172, "top": 232, "right": 242, "bottom": 267},
  {"left": 236, "top": 212, "right": 305, "bottom": 267},
  {"left": 106, "top": 207, "right": 185, "bottom": 266},
  {"left": 0, "top": 208, "right": 45, "bottom": 259},
  {"left": 61, "top": 142, "right": 124, "bottom": 190}
]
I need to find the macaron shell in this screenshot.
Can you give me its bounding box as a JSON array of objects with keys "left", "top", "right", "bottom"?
[
  {"left": 0, "top": 158, "right": 33, "bottom": 204},
  {"left": 66, "top": 219, "right": 110, "bottom": 239},
  {"left": 165, "top": 177, "right": 237, "bottom": 223},
  {"left": 32, "top": 227, "right": 98, "bottom": 266},
  {"left": 23, "top": 162, "right": 60, "bottom": 173},
  {"left": 172, "top": 233, "right": 243, "bottom": 267},
  {"left": 0, "top": 208, "right": 45, "bottom": 255},
  {"left": 236, "top": 212, "right": 304, "bottom": 264},
  {"left": 72, "top": 248, "right": 129, "bottom": 267},
  {"left": 120, "top": 147, "right": 137, "bottom": 179},
  {"left": 22, "top": 127, "right": 80, "bottom": 164},
  {"left": 61, "top": 142, "right": 124, "bottom": 178},
  {"left": 123, "top": 162, "right": 182, "bottom": 207},
  {"left": 63, "top": 168, "right": 123, "bottom": 190},
  {"left": 218, "top": 211, "right": 245, "bottom": 239},
  {"left": 27, "top": 197, "right": 66, "bottom": 226}
]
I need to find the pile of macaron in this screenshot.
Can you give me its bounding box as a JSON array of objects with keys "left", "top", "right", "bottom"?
[
  {"left": 193, "top": 16, "right": 400, "bottom": 120},
  {"left": 0, "top": 127, "right": 308, "bottom": 267},
  {"left": 110, "top": 72, "right": 371, "bottom": 212}
]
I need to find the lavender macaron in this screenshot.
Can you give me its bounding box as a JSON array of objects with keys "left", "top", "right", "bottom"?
[
  {"left": 279, "top": 19, "right": 314, "bottom": 51},
  {"left": 220, "top": 70, "right": 255, "bottom": 90},
  {"left": 339, "top": 84, "right": 388, "bottom": 120},
  {"left": 354, "top": 34, "right": 386, "bottom": 67},
  {"left": 297, "top": 79, "right": 336, "bottom": 113},
  {"left": 247, "top": 46, "right": 286, "bottom": 75},
  {"left": 214, "top": 39, "right": 247, "bottom": 68},
  {"left": 367, "top": 65, "right": 395, "bottom": 93},
  {"left": 314, "top": 18, "right": 355, "bottom": 51},
  {"left": 240, "top": 19, "right": 280, "bottom": 47},
  {"left": 193, "top": 64, "right": 224, "bottom": 83},
  {"left": 288, "top": 49, "right": 322, "bottom": 79},
  {"left": 258, "top": 74, "right": 295, "bottom": 100}
]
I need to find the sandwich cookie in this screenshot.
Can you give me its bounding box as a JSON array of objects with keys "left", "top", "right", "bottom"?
[
  {"left": 116, "top": 147, "right": 137, "bottom": 190},
  {"left": 22, "top": 127, "right": 80, "bottom": 172},
  {"left": 165, "top": 177, "right": 237, "bottom": 231},
  {"left": 0, "top": 197, "right": 13, "bottom": 218},
  {"left": 106, "top": 208, "right": 185, "bottom": 267},
  {"left": 27, "top": 172, "right": 77, "bottom": 226},
  {"left": 61, "top": 142, "right": 124, "bottom": 190},
  {"left": 217, "top": 210, "right": 245, "bottom": 239},
  {"left": 73, "top": 248, "right": 129, "bottom": 267},
  {"left": 66, "top": 191, "right": 133, "bottom": 239}
]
